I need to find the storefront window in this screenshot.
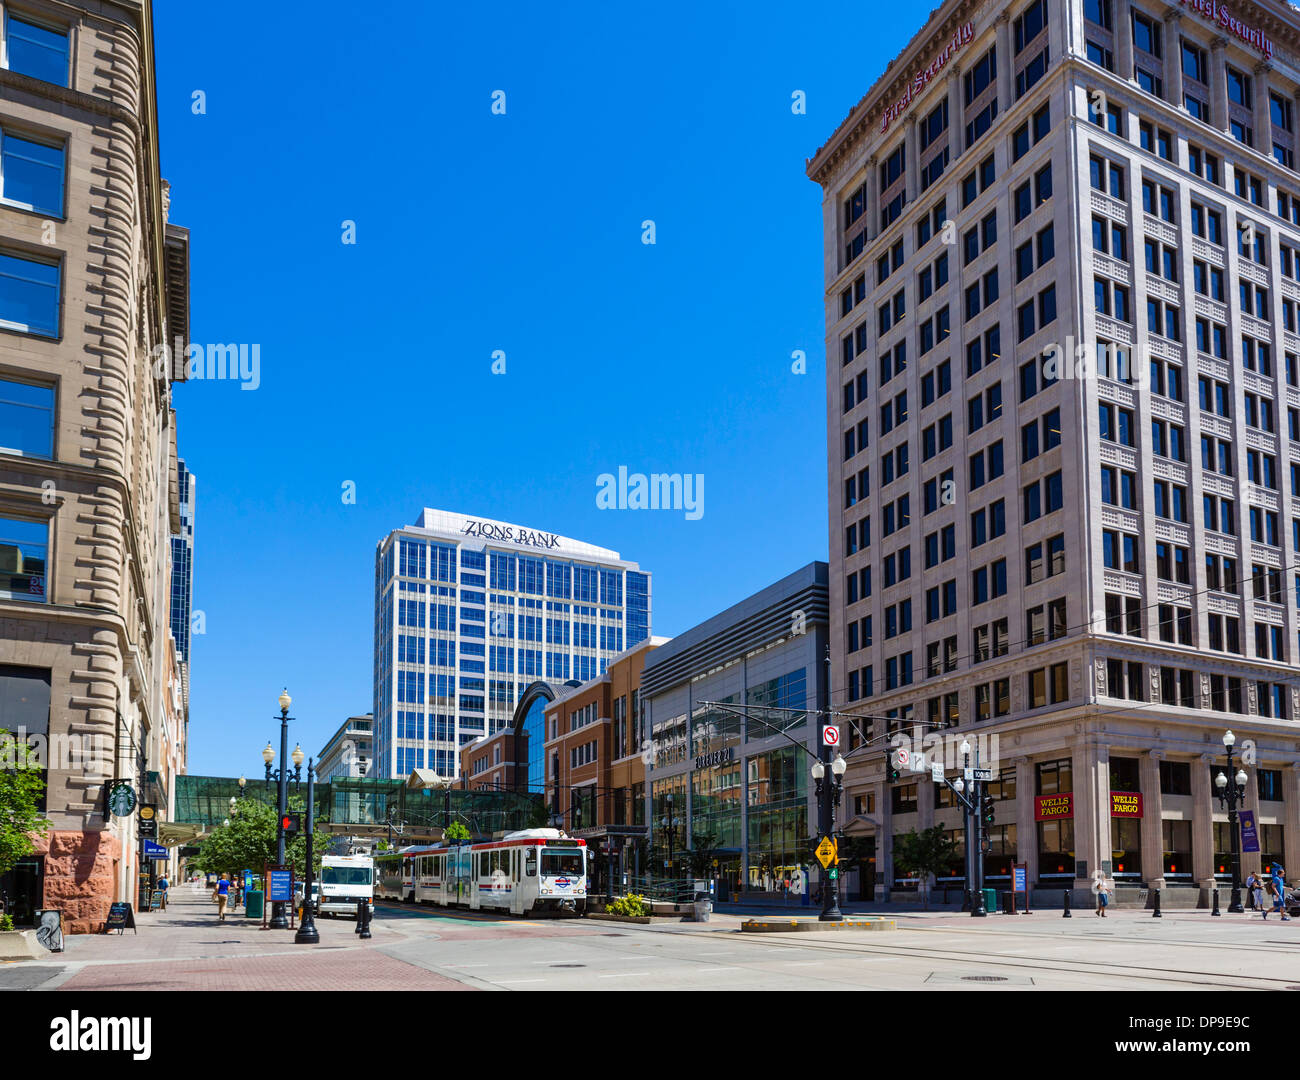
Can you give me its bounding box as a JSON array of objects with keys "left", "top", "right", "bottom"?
[
  {"left": 1213, "top": 820, "right": 1232, "bottom": 880},
  {"left": 1162, "top": 819, "right": 1191, "bottom": 880},
  {"left": 1110, "top": 817, "right": 1141, "bottom": 881},
  {"left": 1261, "top": 824, "right": 1284, "bottom": 870},
  {"left": 1036, "top": 758, "right": 1073, "bottom": 881},
  {"left": 984, "top": 823, "right": 1017, "bottom": 882},
  {"left": 745, "top": 668, "right": 808, "bottom": 742},
  {"left": 691, "top": 759, "right": 742, "bottom": 849},
  {"left": 745, "top": 746, "right": 808, "bottom": 893},
  {"left": 651, "top": 775, "right": 687, "bottom": 869}
]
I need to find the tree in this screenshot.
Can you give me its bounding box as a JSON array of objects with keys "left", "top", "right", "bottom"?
[
  {"left": 192, "top": 793, "right": 326, "bottom": 880},
  {"left": 443, "top": 821, "right": 471, "bottom": 842},
  {"left": 891, "top": 826, "right": 958, "bottom": 909},
  {"left": 684, "top": 829, "right": 721, "bottom": 880},
  {"left": 0, "top": 730, "right": 49, "bottom": 876}
]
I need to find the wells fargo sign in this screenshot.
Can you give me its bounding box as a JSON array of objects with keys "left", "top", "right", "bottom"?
[
  {"left": 1179, "top": 0, "right": 1275, "bottom": 59},
  {"left": 880, "top": 21, "right": 975, "bottom": 133},
  {"left": 1111, "top": 792, "right": 1143, "bottom": 818},
  {"left": 1034, "top": 793, "right": 1073, "bottom": 820}
]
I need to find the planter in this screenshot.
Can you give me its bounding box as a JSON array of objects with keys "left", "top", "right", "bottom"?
[
  {"left": 0, "top": 930, "right": 42, "bottom": 960},
  {"left": 586, "top": 912, "right": 653, "bottom": 925}
]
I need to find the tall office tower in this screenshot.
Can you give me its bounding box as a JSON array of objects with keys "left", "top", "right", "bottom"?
[
  {"left": 0, "top": 1, "right": 192, "bottom": 930},
  {"left": 372, "top": 509, "right": 650, "bottom": 780},
  {"left": 810, "top": 0, "right": 1300, "bottom": 904}
]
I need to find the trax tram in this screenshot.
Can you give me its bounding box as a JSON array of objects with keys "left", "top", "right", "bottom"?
[{"left": 374, "top": 829, "right": 587, "bottom": 915}]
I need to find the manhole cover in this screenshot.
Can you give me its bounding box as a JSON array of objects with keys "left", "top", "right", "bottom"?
[
  {"left": 550, "top": 963, "right": 585, "bottom": 968},
  {"left": 961, "top": 975, "right": 1008, "bottom": 982}
]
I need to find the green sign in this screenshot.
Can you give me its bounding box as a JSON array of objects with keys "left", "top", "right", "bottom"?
[
  {"left": 108, "top": 783, "right": 136, "bottom": 817},
  {"left": 829, "top": 868, "right": 839, "bottom": 880}
]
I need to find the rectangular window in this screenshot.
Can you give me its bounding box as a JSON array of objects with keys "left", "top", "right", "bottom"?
[
  {"left": 0, "top": 131, "right": 65, "bottom": 217},
  {"left": 0, "top": 376, "right": 54, "bottom": 458},
  {"left": 3, "top": 13, "right": 69, "bottom": 87},
  {"left": 0, "top": 514, "right": 48, "bottom": 601},
  {"left": 0, "top": 251, "right": 60, "bottom": 338}
]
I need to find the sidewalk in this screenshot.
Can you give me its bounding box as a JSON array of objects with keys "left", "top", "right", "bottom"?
[{"left": 29, "top": 881, "right": 404, "bottom": 965}]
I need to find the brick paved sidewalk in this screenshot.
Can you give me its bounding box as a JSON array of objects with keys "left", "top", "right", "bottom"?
[{"left": 56, "top": 881, "right": 404, "bottom": 964}]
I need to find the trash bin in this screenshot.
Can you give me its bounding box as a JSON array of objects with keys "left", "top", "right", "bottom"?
[
  {"left": 982, "top": 888, "right": 998, "bottom": 913},
  {"left": 245, "top": 890, "right": 265, "bottom": 920},
  {"left": 693, "top": 897, "right": 712, "bottom": 923}
]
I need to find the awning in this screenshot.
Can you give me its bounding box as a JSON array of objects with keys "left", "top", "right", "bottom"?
[
  {"left": 406, "top": 768, "right": 452, "bottom": 790},
  {"left": 156, "top": 822, "right": 204, "bottom": 845}
]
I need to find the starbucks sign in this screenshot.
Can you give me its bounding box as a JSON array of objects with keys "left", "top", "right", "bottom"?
[{"left": 108, "top": 782, "right": 136, "bottom": 817}]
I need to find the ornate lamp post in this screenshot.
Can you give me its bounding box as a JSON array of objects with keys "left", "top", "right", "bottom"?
[
  {"left": 1214, "top": 729, "right": 1249, "bottom": 914},
  {"left": 811, "top": 751, "right": 848, "bottom": 920},
  {"left": 295, "top": 758, "right": 320, "bottom": 944},
  {"left": 263, "top": 688, "right": 302, "bottom": 929}
]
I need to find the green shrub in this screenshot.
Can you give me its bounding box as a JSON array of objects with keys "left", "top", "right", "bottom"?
[
  {"left": 0, "top": 913, "right": 14, "bottom": 932},
  {"left": 605, "top": 894, "right": 650, "bottom": 917}
]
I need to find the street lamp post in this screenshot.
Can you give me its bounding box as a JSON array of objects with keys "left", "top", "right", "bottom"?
[
  {"left": 1214, "top": 729, "right": 1249, "bottom": 914},
  {"left": 263, "top": 688, "right": 302, "bottom": 930},
  {"left": 811, "top": 751, "right": 847, "bottom": 921},
  {"left": 957, "top": 739, "right": 973, "bottom": 912},
  {"left": 295, "top": 758, "right": 320, "bottom": 944}
]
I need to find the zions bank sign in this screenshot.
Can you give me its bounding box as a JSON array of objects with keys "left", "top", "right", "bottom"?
[{"left": 460, "top": 519, "right": 561, "bottom": 550}]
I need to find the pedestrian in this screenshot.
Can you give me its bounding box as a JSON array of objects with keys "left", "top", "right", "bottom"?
[
  {"left": 1265, "top": 862, "right": 1290, "bottom": 921},
  {"left": 214, "top": 874, "right": 230, "bottom": 922},
  {"left": 156, "top": 873, "right": 169, "bottom": 911},
  {"left": 1093, "top": 871, "right": 1111, "bottom": 917},
  {"left": 1246, "top": 871, "right": 1264, "bottom": 911}
]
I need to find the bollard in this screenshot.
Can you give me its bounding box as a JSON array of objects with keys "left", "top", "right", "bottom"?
[
  {"left": 1152, "top": 888, "right": 1162, "bottom": 918},
  {"left": 356, "top": 899, "right": 373, "bottom": 939},
  {"left": 1063, "top": 889, "right": 1072, "bottom": 917},
  {"left": 1211, "top": 887, "right": 1221, "bottom": 916}
]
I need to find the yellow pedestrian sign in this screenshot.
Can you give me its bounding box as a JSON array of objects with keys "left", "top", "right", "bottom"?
[{"left": 815, "top": 837, "right": 837, "bottom": 868}]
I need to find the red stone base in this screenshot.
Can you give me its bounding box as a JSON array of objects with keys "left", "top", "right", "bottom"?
[{"left": 31, "top": 830, "right": 122, "bottom": 934}]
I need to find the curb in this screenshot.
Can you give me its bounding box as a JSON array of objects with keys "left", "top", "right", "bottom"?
[
  {"left": 586, "top": 913, "right": 654, "bottom": 925},
  {"left": 741, "top": 918, "right": 897, "bottom": 933}
]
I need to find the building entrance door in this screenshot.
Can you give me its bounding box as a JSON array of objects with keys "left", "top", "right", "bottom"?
[{"left": 1, "top": 856, "right": 44, "bottom": 927}]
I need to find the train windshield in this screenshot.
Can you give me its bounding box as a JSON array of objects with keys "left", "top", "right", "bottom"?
[
  {"left": 322, "top": 866, "right": 372, "bottom": 886},
  {"left": 542, "top": 851, "right": 583, "bottom": 877}
]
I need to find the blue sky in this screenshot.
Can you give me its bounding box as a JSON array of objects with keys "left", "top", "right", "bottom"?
[{"left": 154, "top": 1, "right": 912, "bottom": 776}]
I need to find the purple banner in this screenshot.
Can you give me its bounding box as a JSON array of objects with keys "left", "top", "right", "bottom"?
[{"left": 1239, "top": 810, "right": 1260, "bottom": 854}]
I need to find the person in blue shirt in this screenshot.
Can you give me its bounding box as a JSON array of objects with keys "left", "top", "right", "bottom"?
[
  {"left": 214, "top": 875, "right": 230, "bottom": 922},
  {"left": 156, "top": 874, "right": 169, "bottom": 911},
  {"left": 1269, "top": 863, "right": 1289, "bottom": 921}
]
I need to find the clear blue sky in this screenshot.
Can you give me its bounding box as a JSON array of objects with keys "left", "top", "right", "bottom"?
[{"left": 154, "top": 1, "right": 913, "bottom": 777}]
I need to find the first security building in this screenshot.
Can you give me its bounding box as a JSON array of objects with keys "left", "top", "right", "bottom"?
[
  {"left": 373, "top": 510, "right": 650, "bottom": 780},
  {"left": 639, "top": 562, "right": 829, "bottom": 901}
]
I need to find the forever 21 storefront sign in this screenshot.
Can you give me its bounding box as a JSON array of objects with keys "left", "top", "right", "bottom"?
[{"left": 694, "top": 747, "right": 736, "bottom": 771}]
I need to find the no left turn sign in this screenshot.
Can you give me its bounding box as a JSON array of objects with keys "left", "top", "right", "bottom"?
[{"left": 822, "top": 725, "right": 840, "bottom": 746}]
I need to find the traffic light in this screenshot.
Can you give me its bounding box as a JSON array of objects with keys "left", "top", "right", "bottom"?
[
  {"left": 981, "top": 793, "right": 995, "bottom": 826},
  {"left": 886, "top": 750, "right": 901, "bottom": 783},
  {"left": 281, "top": 813, "right": 300, "bottom": 837}
]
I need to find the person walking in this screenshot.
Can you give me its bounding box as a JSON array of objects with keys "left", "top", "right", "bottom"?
[
  {"left": 214, "top": 874, "right": 230, "bottom": 923},
  {"left": 156, "top": 873, "right": 169, "bottom": 911},
  {"left": 1094, "top": 871, "right": 1112, "bottom": 916},
  {"left": 1246, "top": 871, "right": 1264, "bottom": 912},
  {"left": 1264, "top": 862, "right": 1290, "bottom": 921}
]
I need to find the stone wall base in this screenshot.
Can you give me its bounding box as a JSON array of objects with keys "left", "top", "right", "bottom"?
[{"left": 31, "top": 829, "right": 121, "bottom": 934}]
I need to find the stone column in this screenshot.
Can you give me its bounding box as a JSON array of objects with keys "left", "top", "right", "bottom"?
[
  {"left": 1072, "top": 737, "right": 1109, "bottom": 886},
  {"left": 947, "top": 67, "right": 963, "bottom": 162},
  {"left": 905, "top": 116, "right": 920, "bottom": 204},
  {"left": 1285, "top": 765, "right": 1300, "bottom": 880},
  {"left": 1116, "top": 0, "right": 1135, "bottom": 82},
  {"left": 1209, "top": 37, "right": 1229, "bottom": 131},
  {"left": 1193, "top": 752, "right": 1215, "bottom": 892},
  {"left": 1141, "top": 750, "right": 1165, "bottom": 889},
  {"left": 1016, "top": 756, "right": 1037, "bottom": 884},
  {"left": 878, "top": 778, "right": 893, "bottom": 901},
  {"left": 995, "top": 13, "right": 1013, "bottom": 109},
  {"left": 1254, "top": 62, "right": 1274, "bottom": 156},
  {"left": 1163, "top": 10, "right": 1183, "bottom": 108}
]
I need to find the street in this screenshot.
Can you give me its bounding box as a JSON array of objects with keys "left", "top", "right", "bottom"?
[{"left": 4, "top": 881, "right": 1298, "bottom": 992}]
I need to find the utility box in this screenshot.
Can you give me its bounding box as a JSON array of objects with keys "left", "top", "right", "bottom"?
[{"left": 245, "top": 890, "right": 265, "bottom": 920}]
